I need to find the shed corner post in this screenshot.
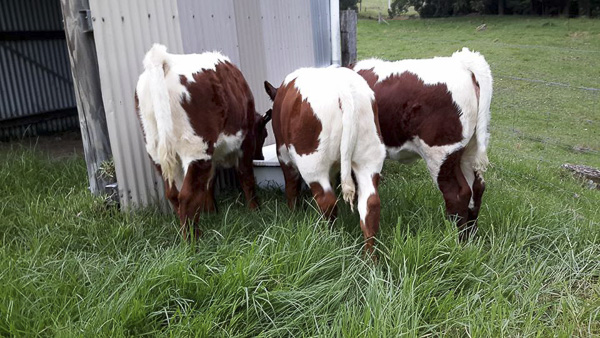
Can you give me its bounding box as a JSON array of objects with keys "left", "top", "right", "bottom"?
[
  {"left": 340, "top": 9, "right": 357, "bottom": 67},
  {"left": 60, "top": 0, "right": 115, "bottom": 198}
]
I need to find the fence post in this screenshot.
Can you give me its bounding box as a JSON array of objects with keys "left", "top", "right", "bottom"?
[
  {"left": 340, "top": 10, "right": 357, "bottom": 67},
  {"left": 60, "top": 0, "right": 114, "bottom": 196}
]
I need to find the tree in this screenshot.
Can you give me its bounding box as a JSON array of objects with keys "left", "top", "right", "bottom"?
[{"left": 340, "top": 0, "right": 359, "bottom": 10}]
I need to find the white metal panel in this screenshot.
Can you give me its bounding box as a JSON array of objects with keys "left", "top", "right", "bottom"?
[
  {"left": 259, "top": 0, "right": 315, "bottom": 89},
  {"left": 233, "top": 0, "right": 269, "bottom": 117},
  {"left": 310, "top": 0, "right": 332, "bottom": 67},
  {"left": 90, "top": 0, "right": 183, "bottom": 209},
  {"left": 177, "top": 0, "right": 240, "bottom": 65},
  {"left": 233, "top": 0, "right": 326, "bottom": 145}
]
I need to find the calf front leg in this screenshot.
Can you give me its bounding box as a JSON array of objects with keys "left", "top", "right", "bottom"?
[
  {"left": 154, "top": 163, "right": 180, "bottom": 212},
  {"left": 468, "top": 171, "right": 485, "bottom": 227},
  {"left": 437, "top": 151, "right": 473, "bottom": 240},
  {"left": 309, "top": 181, "right": 337, "bottom": 222},
  {"left": 178, "top": 159, "right": 215, "bottom": 240},
  {"left": 237, "top": 153, "right": 259, "bottom": 210},
  {"left": 355, "top": 171, "right": 381, "bottom": 259}
]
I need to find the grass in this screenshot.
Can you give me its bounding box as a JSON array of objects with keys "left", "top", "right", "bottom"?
[{"left": 1, "top": 17, "right": 600, "bottom": 336}]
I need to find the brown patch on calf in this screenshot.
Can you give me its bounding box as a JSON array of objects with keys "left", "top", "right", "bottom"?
[
  {"left": 358, "top": 69, "right": 463, "bottom": 148},
  {"left": 371, "top": 100, "right": 383, "bottom": 142},
  {"left": 271, "top": 80, "right": 322, "bottom": 156},
  {"left": 357, "top": 68, "right": 379, "bottom": 88},
  {"left": 179, "top": 61, "right": 252, "bottom": 146}
]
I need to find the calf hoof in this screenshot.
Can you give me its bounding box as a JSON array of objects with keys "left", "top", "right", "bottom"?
[
  {"left": 248, "top": 200, "right": 260, "bottom": 210},
  {"left": 364, "top": 250, "right": 378, "bottom": 264},
  {"left": 180, "top": 225, "right": 202, "bottom": 241},
  {"left": 363, "top": 238, "right": 378, "bottom": 263}
]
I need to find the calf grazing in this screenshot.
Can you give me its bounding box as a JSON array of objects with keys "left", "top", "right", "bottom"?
[
  {"left": 264, "top": 67, "right": 386, "bottom": 253},
  {"left": 135, "top": 44, "right": 271, "bottom": 239},
  {"left": 353, "top": 48, "right": 492, "bottom": 238}
]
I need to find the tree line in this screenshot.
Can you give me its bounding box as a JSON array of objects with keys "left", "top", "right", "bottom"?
[{"left": 341, "top": 0, "right": 599, "bottom": 18}]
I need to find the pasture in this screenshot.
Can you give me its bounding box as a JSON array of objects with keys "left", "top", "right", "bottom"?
[{"left": 1, "top": 17, "right": 599, "bottom": 336}]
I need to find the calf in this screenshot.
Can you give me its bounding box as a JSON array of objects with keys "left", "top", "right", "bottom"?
[
  {"left": 264, "top": 67, "right": 386, "bottom": 253},
  {"left": 353, "top": 48, "right": 492, "bottom": 238},
  {"left": 135, "top": 44, "right": 271, "bottom": 238}
]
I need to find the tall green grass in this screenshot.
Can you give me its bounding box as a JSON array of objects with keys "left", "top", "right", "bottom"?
[{"left": 1, "top": 17, "right": 599, "bottom": 336}]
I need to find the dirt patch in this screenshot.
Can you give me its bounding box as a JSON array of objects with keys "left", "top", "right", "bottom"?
[
  {"left": 0, "top": 131, "right": 84, "bottom": 159},
  {"left": 569, "top": 31, "right": 590, "bottom": 39}
]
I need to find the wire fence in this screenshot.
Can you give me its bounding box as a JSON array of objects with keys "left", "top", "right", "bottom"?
[
  {"left": 491, "top": 125, "right": 600, "bottom": 155},
  {"left": 496, "top": 74, "right": 600, "bottom": 92}
]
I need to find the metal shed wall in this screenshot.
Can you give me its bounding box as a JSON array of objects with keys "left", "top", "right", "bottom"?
[
  {"left": 0, "top": 0, "right": 78, "bottom": 139},
  {"left": 90, "top": 0, "right": 333, "bottom": 208},
  {"left": 89, "top": 0, "right": 183, "bottom": 209}
]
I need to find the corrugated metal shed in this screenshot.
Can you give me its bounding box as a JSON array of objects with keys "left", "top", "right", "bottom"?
[
  {"left": 0, "top": 0, "right": 78, "bottom": 139},
  {"left": 89, "top": 0, "right": 334, "bottom": 209},
  {"left": 89, "top": 0, "right": 183, "bottom": 209}
]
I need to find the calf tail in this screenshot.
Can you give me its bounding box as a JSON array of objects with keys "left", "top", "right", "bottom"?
[
  {"left": 339, "top": 91, "right": 358, "bottom": 210},
  {"left": 453, "top": 47, "right": 493, "bottom": 172},
  {"left": 143, "top": 44, "right": 177, "bottom": 183}
]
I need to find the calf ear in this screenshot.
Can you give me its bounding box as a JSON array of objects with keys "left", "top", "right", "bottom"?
[
  {"left": 264, "top": 81, "right": 278, "bottom": 101},
  {"left": 263, "top": 109, "right": 272, "bottom": 123}
]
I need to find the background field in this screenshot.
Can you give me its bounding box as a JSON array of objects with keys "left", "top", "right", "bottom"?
[{"left": 1, "top": 17, "right": 599, "bottom": 336}]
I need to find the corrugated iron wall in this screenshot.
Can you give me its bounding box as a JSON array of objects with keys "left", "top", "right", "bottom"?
[
  {"left": 90, "top": 0, "right": 333, "bottom": 208},
  {"left": 89, "top": 0, "right": 183, "bottom": 209},
  {"left": 177, "top": 0, "right": 241, "bottom": 65},
  {"left": 310, "top": 0, "right": 332, "bottom": 67},
  {"left": 0, "top": 0, "right": 78, "bottom": 140}
]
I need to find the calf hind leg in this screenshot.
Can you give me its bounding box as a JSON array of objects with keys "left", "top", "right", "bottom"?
[
  {"left": 355, "top": 170, "right": 382, "bottom": 256},
  {"left": 236, "top": 154, "right": 259, "bottom": 210}
]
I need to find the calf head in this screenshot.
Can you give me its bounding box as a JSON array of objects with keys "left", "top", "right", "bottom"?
[{"left": 253, "top": 109, "right": 272, "bottom": 160}]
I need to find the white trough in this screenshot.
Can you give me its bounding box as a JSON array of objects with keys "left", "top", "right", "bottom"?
[{"left": 253, "top": 144, "right": 285, "bottom": 190}]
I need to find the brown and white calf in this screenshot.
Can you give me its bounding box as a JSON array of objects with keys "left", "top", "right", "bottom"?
[
  {"left": 264, "top": 67, "right": 386, "bottom": 253},
  {"left": 135, "top": 44, "right": 271, "bottom": 238},
  {"left": 353, "top": 48, "right": 492, "bottom": 238}
]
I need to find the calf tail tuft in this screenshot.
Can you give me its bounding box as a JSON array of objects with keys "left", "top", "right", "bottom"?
[{"left": 339, "top": 91, "right": 357, "bottom": 210}]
